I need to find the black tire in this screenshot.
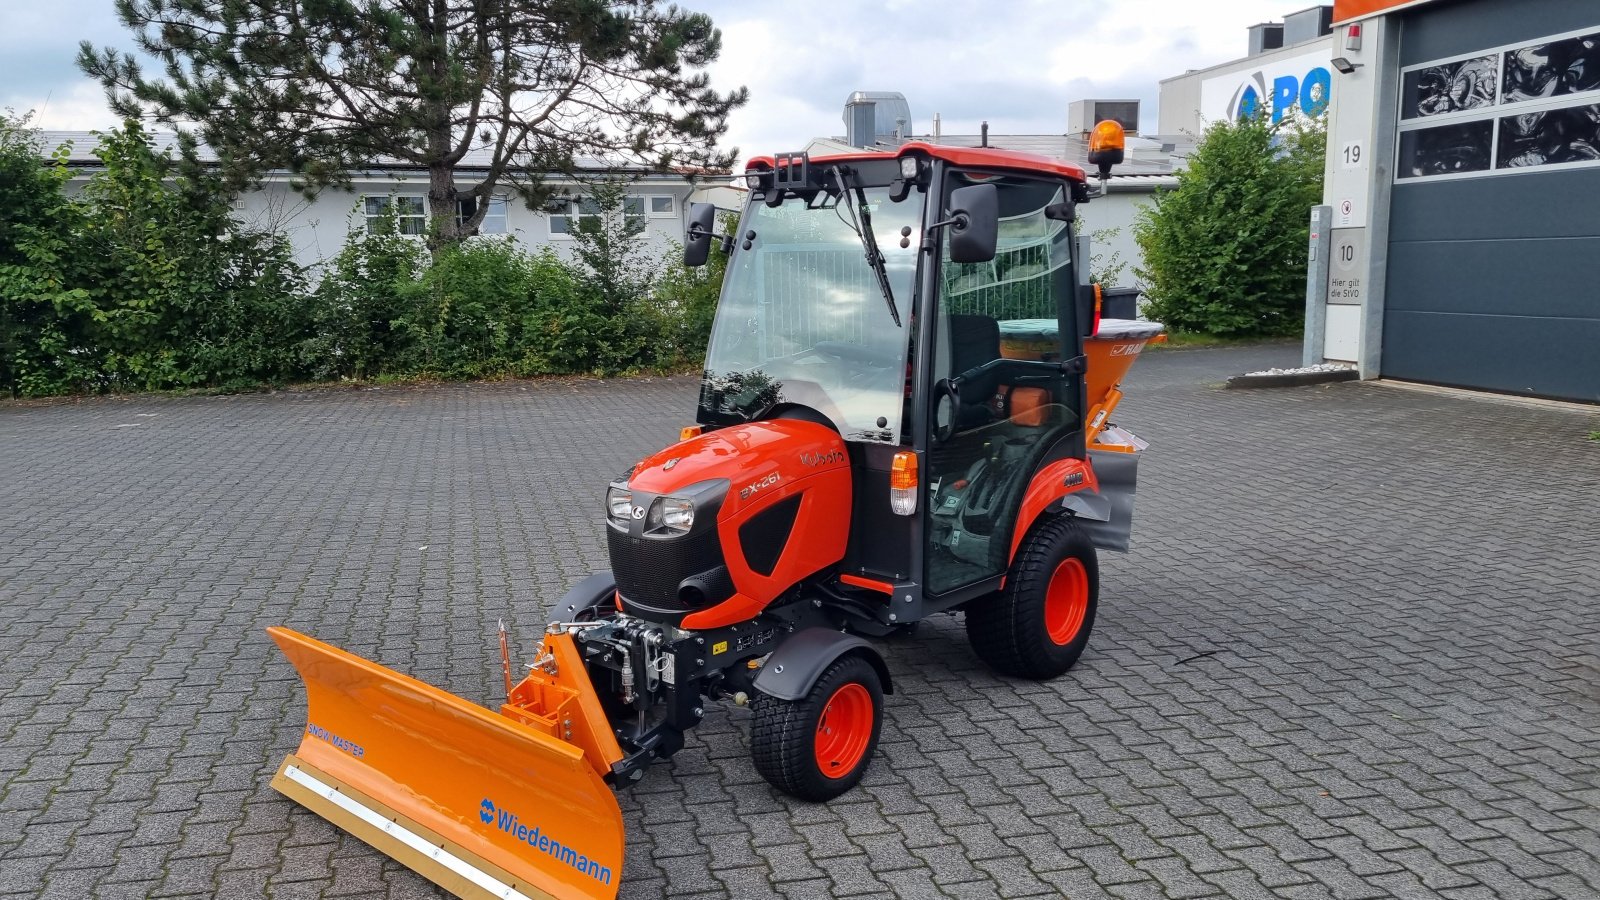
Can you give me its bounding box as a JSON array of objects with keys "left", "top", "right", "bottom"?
[
  {"left": 966, "top": 514, "right": 1098, "bottom": 680},
  {"left": 750, "top": 654, "right": 883, "bottom": 802}
]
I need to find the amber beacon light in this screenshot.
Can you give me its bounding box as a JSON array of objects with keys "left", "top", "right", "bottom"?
[{"left": 1087, "top": 120, "right": 1126, "bottom": 179}]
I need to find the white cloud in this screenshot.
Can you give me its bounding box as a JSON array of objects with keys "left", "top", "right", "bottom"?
[
  {"left": 7, "top": 79, "right": 122, "bottom": 133},
  {"left": 700, "top": 0, "right": 1316, "bottom": 160},
  {"left": 5, "top": 0, "right": 1317, "bottom": 159}
]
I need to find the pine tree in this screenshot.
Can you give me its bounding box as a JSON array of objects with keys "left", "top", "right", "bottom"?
[{"left": 79, "top": 0, "right": 747, "bottom": 253}]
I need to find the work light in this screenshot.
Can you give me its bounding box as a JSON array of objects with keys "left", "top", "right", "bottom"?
[
  {"left": 606, "top": 487, "right": 634, "bottom": 521},
  {"left": 657, "top": 497, "right": 695, "bottom": 533}
]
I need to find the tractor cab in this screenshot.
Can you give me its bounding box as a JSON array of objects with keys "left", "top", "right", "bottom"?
[{"left": 684, "top": 142, "right": 1125, "bottom": 619}]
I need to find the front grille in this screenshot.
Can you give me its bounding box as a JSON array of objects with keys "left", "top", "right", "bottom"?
[{"left": 608, "top": 524, "right": 728, "bottom": 613}]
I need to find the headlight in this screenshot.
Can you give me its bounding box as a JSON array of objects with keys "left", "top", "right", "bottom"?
[
  {"left": 653, "top": 496, "right": 695, "bottom": 533},
  {"left": 606, "top": 487, "right": 633, "bottom": 521}
]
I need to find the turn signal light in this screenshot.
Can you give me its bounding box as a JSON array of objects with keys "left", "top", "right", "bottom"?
[
  {"left": 889, "top": 451, "right": 918, "bottom": 516},
  {"left": 1092, "top": 283, "right": 1103, "bottom": 336},
  {"left": 680, "top": 425, "right": 704, "bottom": 442}
]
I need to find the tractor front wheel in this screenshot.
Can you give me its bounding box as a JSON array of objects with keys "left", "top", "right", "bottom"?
[
  {"left": 751, "top": 654, "right": 883, "bottom": 802},
  {"left": 966, "top": 515, "right": 1098, "bottom": 679}
]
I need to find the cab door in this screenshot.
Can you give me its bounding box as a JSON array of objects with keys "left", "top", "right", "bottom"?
[{"left": 923, "top": 174, "right": 1085, "bottom": 597}]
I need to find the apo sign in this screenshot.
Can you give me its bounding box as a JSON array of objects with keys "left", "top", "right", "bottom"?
[{"left": 1200, "top": 48, "right": 1334, "bottom": 125}]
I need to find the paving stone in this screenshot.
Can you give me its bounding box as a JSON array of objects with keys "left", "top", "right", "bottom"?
[{"left": 2, "top": 345, "right": 1597, "bottom": 898}]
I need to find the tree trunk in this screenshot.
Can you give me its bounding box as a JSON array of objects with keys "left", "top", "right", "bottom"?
[{"left": 426, "top": 159, "right": 459, "bottom": 260}]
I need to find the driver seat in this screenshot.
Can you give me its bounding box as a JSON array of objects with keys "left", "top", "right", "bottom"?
[{"left": 948, "top": 314, "right": 1002, "bottom": 430}]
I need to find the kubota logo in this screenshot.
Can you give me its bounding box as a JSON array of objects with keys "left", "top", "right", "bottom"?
[
  {"left": 479, "top": 797, "right": 612, "bottom": 886},
  {"left": 800, "top": 450, "right": 845, "bottom": 467}
]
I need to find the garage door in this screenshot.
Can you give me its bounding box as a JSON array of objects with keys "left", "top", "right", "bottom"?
[{"left": 1385, "top": 0, "right": 1600, "bottom": 402}]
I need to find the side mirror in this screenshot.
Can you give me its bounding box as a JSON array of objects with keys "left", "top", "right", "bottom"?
[
  {"left": 946, "top": 184, "right": 999, "bottom": 264},
  {"left": 683, "top": 201, "right": 717, "bottom": 267},
  {"left": 932, "top": 382, "right": 956, "bottom": 444}
]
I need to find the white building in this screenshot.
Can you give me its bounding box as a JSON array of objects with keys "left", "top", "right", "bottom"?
[{"left": 42, "top": 130, "right": 710, "bottom": 269}]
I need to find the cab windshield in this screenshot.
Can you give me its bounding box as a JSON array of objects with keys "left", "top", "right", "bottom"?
[{"left": 698, "top": 184, "right": 924, "bottom": 443}]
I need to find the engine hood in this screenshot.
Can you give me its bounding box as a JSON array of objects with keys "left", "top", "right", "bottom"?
[{"left": 628, "top": 420, "right": 848, "bottom": 517}]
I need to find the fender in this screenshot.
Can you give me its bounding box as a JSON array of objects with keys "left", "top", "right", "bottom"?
[
  {"left": 1009, "top": 458, "right": 1099, "bottom": 562},
  {"left": 1009, "top": 452, "right": 1141, "bottom": 558},
  {"left": 548, "top": 571, "right": 617, "bottom": 620},
  {"left": 752, "top": 628, "right": 893, "bottom": 701}
]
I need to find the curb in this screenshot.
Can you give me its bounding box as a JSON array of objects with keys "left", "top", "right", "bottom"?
[{"left": 1225, "top": 370, "right": 1359, "bottom": 390}]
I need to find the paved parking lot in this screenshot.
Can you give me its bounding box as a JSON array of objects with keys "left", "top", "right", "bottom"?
[{"left": 3, "top": 344, "right": 1599, "bottom": 900}]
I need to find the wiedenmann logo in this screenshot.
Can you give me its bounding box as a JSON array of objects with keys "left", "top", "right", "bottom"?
[
  {"left": 306, "top": 722, "right": 364, "bottom": 758},
  {"left": 478, "top": 798, "right": 612, "bottom": 886}
]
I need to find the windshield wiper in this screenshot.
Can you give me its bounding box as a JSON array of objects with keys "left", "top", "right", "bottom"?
[{"left": 831, "top": 166, "right": 902, "bottom": 328}]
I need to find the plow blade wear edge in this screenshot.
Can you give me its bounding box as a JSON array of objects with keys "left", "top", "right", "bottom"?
[{"left": 267, "top": 627, "right": 624, "bottom": 900}]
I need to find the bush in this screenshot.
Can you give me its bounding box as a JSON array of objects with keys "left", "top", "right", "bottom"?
[
  {"left": 308, "top": 207, "right": 429, "bottom": 380},
  {"left": 1134, "top": 114, "right": 1325, "bottom": 336},
  {"left": 648, "top": 211, "right": 736, "bottom": 368},
  {"left": 1, "top": 113, "right": 731, "bottom": 395},
  {"left": 0, "top": 113, "right": 92, "bottom": 396},
  {"left": 2, "top": 116, "right": 316, "bottom": 395}
]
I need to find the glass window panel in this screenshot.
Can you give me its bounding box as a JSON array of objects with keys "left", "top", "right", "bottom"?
[
  {"left": 1401, "top": 55, "right": 1498, "bottom": 120},
  {"left": 651, "top": 196, "right": 674, "bottom": 214},
  {"left": 364, "top": 197, "right": 387, "bottom": 216},
  {"left": 577, "top": 197, "right": 602, "bottom": 216},
  {"left": 395, "top": 196, "right": 426, "bottom": 215},
  {"left": 1498, "top": 101, "right": 1600, "bottom": 168},
  {"left": 623, "top": 197, "right": 644, "bottom": 215},
  {"left": 550, "top": 215, "right": 571, "bottom": 234},
  {"left": 1398, "top": 120, "right": 1494, "bottom": 178},
  {"left": 481, "top": 197, "right": 508, "bottom": 234},
  {"left": 1503, "top": 32, "right": 1600, "bottom": 103}
]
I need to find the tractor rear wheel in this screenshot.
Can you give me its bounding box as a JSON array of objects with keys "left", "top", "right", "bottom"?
[
  {"left": 966, "top": 515, "right": 1098, "bottom": 680},
  {"left": 751, "top": 654, "right": 883, "bottom": 802}
]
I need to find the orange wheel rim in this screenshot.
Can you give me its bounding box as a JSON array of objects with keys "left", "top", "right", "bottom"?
[
  {"left": 814, "top": 683, "right": 873, "bottom": 779},
  {"left": 1044, "top": 557, "right": 1089, "bottom": 646}
]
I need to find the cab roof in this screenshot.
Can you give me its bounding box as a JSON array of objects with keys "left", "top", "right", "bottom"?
[{"left": 746, "top": 141, "right": 1087, "bottom": 183}]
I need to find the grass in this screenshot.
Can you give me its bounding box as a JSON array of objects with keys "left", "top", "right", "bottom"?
[
  {"left": 1589, "top": 430, "right": 1600, "bottom": 442},
  {"left": 1145, "top": 331, "right": 1299, "bottom": 351}
]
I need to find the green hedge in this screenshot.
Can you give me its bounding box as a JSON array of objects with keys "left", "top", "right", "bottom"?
[
  {"left": 0, "top": 115, "right": 726, "bottom": 398},
  {"left": 1133, "top": 114, "right": 1326, "bottom": 337}
]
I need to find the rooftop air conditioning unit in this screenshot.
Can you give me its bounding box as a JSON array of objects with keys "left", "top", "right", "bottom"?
[{"left": 1069, "top": 99, "right": 1140, "bottom": 136}]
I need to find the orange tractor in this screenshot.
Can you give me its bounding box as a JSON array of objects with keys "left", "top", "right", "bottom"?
[{"left": 267, "top": 126, "right": 1161, "bottom": 899}]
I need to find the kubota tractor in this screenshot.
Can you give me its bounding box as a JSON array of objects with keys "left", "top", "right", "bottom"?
[{"left": 267, "top": 126, "right": 1162, "bottom": 900}]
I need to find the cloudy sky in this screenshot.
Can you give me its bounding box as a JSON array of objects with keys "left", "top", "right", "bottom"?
[{"left": 2, "top": 0, "right": 1314, "bottom": 160}]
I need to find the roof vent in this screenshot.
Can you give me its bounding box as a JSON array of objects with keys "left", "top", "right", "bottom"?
[
  {"left": 1069, "top": 99, "right": 1140, "bottom": 136},
  {"left": 1248, "top": 22, "right": 1285, "bottom": 56},
  {"left": 842, "top": 91, "right": 913, "bottom": 147}
]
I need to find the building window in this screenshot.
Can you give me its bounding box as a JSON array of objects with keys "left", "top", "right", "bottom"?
[
  {"left": 1397, "top": 28, "right": 1600, "bottom": 181},
  {"left": 1498, "top": 101, "right": 1600, "bottom": 169},
  {"left": 549, "top": 196, "right": 647, "bottom": 236},
  {"left": 1398, "top": 121, "right": 1494, "bottom": 178},
  {"left": 649, "top": 195, "right": 676, "bottom": 216},
  {"left": 365, "top": 195, "right": 427, "bottom": 235},
  {"left": 1503, "top": 31, "right": 1600, "bottom": 103},
  {"left": 457, "top": 196, "right": 508, "bottom": 234},
  {"left": 1402, "top": 56, "right": 1498, "bottom": 121}
]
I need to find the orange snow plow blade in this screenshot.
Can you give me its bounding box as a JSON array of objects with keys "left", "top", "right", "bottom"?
[{"left": 267, "top": 627, "right": 625, "bottom": 900}]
